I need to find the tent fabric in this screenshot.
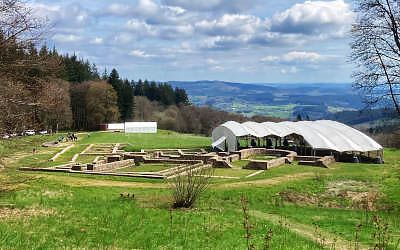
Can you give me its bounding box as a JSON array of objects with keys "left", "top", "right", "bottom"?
[
  {"left": 211, "top": 120, "right": 383, "bottom": 153},
  {"left": 211, "top": 136, "right": 226, "bottom": 150},
  {"left": 220, "top": 121, "right": 251, "bottom": 137},
  {"left": 242, "top": 121, "right": 278, "bottom": 137}
]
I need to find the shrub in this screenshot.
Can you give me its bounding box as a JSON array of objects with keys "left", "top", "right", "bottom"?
[{"left": 169, "top": 166, "right": 213, "bottom": 208}]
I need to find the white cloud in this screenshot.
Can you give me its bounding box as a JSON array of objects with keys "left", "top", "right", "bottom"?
[
  {"left": 137, "top": 0, "right": 159, "bottom": 16},
  {"left": 271, "top": 0, "right": 354, "bottom": 37},
  {"left": 126, "top": 19, "right": 157, "bottom": 37},
  {"left": 282, "top": 51, "right": 323, "bottom": 63},
  {"left": 105, "top": 3, "right": 131, "bottom": 16},
  {"left": 125, "top": 19, "right": 193, "bottom": 40},
  {"left": 90, "top": 37, "right": 104, "bottom": 44},
  {"left": 210, "top": 65, "right": 225, "bottom": 71},
  {"left": 164, "top": 0, "right": 259, "bottom": 12},
  {"left": 281, "top": 66, "right": 298, "bottom": 74},
  {"left": 52, "top": 34, "right": 82, "bottom": 42},
  {"left": 114, "top": 33, "right": 136, "bottom": 44},
  {"left": 102, "top": 0, "right": 189, "bottom": 25},
  {"left": 206, "top": 58, "right": 218, "bottom": 65},
  {"left": 129, "top": 49, "right": 155, "bottom": 58},
  {"left": 195, "top": 14, "right": 267, "bottom": 36},
  {"left": 161, "top": 42, "right": 195, "bottom": 54},
  {"left": 200, "top": 36, "right": 246, "bottom": 50},
  {"left": 31, "top": 2, "right": 91, "bottom": 27},
  {"left": 261, "top": 51, "right": 324, "bottom": 64}
]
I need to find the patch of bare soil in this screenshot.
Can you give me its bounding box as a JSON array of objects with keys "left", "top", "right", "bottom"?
[
  {"left": 279, "top": 180, "right": 382, "bottom": 210},
  {"left": 326, "top": 180, "right": 380, "bottom": 210},
  {"left": 0, "top": 207, "right": 55, "bottom": 220},
  {"left": 279, "top": 191, "right": 319, "bottom": 205},
  {"left": 0, "top": 176, "right": 34, "bottom": 193}
]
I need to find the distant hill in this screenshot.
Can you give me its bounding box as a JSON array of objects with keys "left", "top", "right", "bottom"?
[{"left": 169, "top": 80, "right": 364, "bottom": 120}]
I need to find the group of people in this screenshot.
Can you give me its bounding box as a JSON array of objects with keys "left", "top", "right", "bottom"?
[{"left": 67, "top": 132, "right": 78, "bottom": 141}]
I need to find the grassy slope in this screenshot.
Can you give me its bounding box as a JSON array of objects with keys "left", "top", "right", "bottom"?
[
  {"left": 4, "top": 130, "right": 211, "bottom": 169},
  {"left": 0, "top": 133, "right": 400, "bottom": 249},
  {"left": 81, "top": 130, "right": 211, "bottom": 151}
]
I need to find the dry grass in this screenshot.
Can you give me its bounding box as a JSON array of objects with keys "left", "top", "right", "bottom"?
[
  {"left": 0, "top": 207, "right": 55, "bottom": 220},
  {"left": 278, "top": 180, "right": 382, "bottom": 210}
]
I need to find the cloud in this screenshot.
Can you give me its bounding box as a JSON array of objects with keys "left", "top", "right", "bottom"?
[
  {"left": 271, "top": 0, "right": 354, "bottom": 37},
  {"left": 102, "top": 0, "right": 189, "bottom": 25},
  {"left": 195, "top": 14, "right": 267, "bottom": 36},
  {"left": 164, "top": 0, "right": 259, "bottom": 13},
  {"left": 210, "top": 65, "right": 225, "bottom": 71},
  {"left": 137, "top": 0, "right": 159, "bottom": 16},
  {"left": 261, "top": 51, "right": 324, "bottom": 64},
  {"left": 125, "top": 19, "right": 193, "bottom": 40},
  {"left": 90, "top": 37, "right": 104, "bottom": 44},
  {"left": 31, "top": 2, "right": 91, "bottom": 28},
  {"left": 200, "top": 36, "right": 246, "bottom": 50},
  {"left": 114, "top": 33, "right": 136, "bottom": 44},
  {"left": 206, "top": 58, "right": 218, "bottom": 65},
  {"left": 129, "top": 49, "right": 155, "bottom": 58},
  {"left": 281, "top": 66, "right": 298, "bottom": 74},
  {"left": 126, "top": 19, "right": 157, "bottom": 37},
  {"left": 52, "top": 34, "right": 82, "bottom": 43}
]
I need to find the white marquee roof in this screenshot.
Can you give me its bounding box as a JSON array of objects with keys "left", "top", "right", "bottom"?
[{"left": 214, "top": 120, "right": 383, "bottom": 153}]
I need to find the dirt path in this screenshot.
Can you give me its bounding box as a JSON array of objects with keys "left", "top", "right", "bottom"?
[
  {"left": 213, "top": 172, "right": 313, "bottom": 189},
  {"left": 250, "top": 210, "right": 369, "bottom": 250},
  {"left": 35, "top": 174, "right": 167, "bottom": 189}
]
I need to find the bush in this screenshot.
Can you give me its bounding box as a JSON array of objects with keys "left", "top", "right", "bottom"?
[{"left": 169, "top": 166, "right": 213, "bottom": 208}]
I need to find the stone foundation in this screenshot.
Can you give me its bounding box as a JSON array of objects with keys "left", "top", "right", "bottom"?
[
  {"left": 88, "top": 159, "right": 134, "bottom": 171},
  {"left": 234, "top": 148, "right": 297, "bottom": 161},
  {"left": 244, "top": 157, "right": 287, "bottom": 170},
  {"left": 298, "top": 156, "right": 335, "bottom": 168}
]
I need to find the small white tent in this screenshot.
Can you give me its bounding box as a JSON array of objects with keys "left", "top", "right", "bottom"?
[
  {"left": 106, "top": 122, "right": 157, "bottom": 133},
  {"left": 124, "top": 122, "right": 157, "bottom": 133}
]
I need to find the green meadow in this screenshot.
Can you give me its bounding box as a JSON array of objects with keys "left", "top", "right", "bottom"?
[{"left": 0, "top": 132, "right": 399, "bottom": 249}]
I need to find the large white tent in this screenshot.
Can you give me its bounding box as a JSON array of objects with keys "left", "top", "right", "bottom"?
[{"left": 211, "top": 120, "right": 383, "bottom": 153}]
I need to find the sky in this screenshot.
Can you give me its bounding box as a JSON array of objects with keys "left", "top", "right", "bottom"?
[{"left": 29, "top": 0, "right": 356, "bottom": 83}]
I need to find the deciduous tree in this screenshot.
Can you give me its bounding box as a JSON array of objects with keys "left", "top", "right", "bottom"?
[
  {"left": 351, "top": 0, "right": 400, "bottom": 115},
  {"left": 86, "top": 81, "right": 119, "bottom": 130}
]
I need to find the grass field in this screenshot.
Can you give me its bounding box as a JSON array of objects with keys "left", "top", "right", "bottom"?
[
  {"left": 0, "top": 132, "right": 400, "bottom": 249},
  {"left": 81, "top": 130, "right": 211, "bottom": 151}
]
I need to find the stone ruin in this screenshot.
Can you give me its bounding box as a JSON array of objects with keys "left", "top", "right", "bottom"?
[{"left": 19, "top": 145, "right": 336, "bottom": 179}]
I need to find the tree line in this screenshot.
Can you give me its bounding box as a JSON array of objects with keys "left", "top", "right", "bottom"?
[{"left": 60, "top": 52, "right": 190, "bottom": 130}]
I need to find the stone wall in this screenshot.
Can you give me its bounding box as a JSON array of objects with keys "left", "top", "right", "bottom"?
[
  {"left": 298, "top": 156, "right": 335, "bottom": 168},
  {"left": 88, "top": 159, "right": 134, "bottom": 171},
  {"left": 106, "top": 155, "right": 122, "bottom": 163},
  {"left": 143, "top": 159, "right": 203, "bottom": 165},
  {"left": 210, "top": 159, "right": 233, "bottom": 168},
  {"left": 234, "top": 148, "right": 297, "bottom": 160},
  {"left": 244, "top": 157, "right": 287, "bottom": 170},
  {"left": 294, "top": 156, "right": 321, "bottom": 161}
]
